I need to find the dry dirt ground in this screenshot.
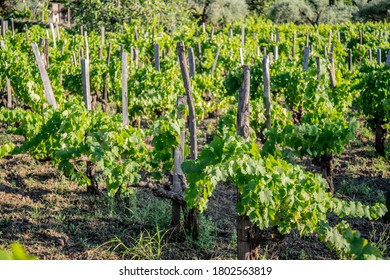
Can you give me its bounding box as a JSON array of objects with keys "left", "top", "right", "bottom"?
[{"left": 0, "top": 123, "right": 389, "bottom": 260}]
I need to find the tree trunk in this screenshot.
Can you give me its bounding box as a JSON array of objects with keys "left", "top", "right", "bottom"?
[{"left": 375, "top": 124, "right": 387, "bottom": 157}]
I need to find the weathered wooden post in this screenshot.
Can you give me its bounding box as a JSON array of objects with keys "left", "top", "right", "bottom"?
[
  {"left": 377, "top": 49, "right": 382, "bottom": 66},
  {"left": 211, "top": 45, "right": 221, "bottom": 76},
  {"left": 154, "top": 43, "right": 160, "bottom": 71},
  {"left": 236, "top": 64, "right": 260, "bottom": 260},
  {"left": 348, "top": 49, "right": 353, "bottom": 72},
  {"left": 121, "top": 52, "right": 129, "bottom": 126},
  {"left": 177, "top": 41, "right": 199, "bottom": 239},
  {"left": 102, "top": 42, "right": 111, "bottom": 112},
  {"left": 81, "top": 59, "right": 92, "bottom": 110},
  {"left": 262, "top": 56, "right": 271, "bottom": 130},
  {"left": 188, "top": 47, "right": 196, "bottom": 77},
  {"left": 171, "top": 96, "right": 186, "bottom": 229},
  {"left": 303, "top": 46, "right": 310, "bottom": 70},
  {"left": 32, "top": 43, "right": 57, "bottom": 109},
  {"left": 316, "top": 57, "right": 321, "bottom": 82}
]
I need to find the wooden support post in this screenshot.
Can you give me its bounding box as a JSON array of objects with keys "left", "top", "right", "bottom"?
[
  {"left": 377, "top": 49, "right": 381, "bottom": 66},
  {"left": 348, "top": 49, "right": 353, "bottom": 72},
  {"left": 210, "top": 26, "right": 214, "bottom": 41},
  {"left": 316, "top": 57, "right": 321, "bottom": 82},
  {"left": 329, "top": 56, "right": 336, "bottom": 88},
  {"left": 177, "top": 42, "right": 197, "bottom": 159},
  {"left": 188, "top": 47, "right": 196, "bottom": 77},
  {"left": 237, "top": 64, "right": 260, "bottom": 260},
  {"left": 239, "top": 48, "right": 244, "bottom": 66},
  {"left": 154, "top": 43, "right": 160, "bottom": 71},
  {"left": 241, "top": 24, "right": 245, "bottom": 46},
  {"left": 386, "top": 50, "right": 390, "bottom": 66},
  {"left": 328, "top": 29, "right": 332, "bottom": 45},
  {"left": 359, "top": 30, "right": 363, "bottom": 45},
  {"left": 274, "top": 45, "right": 279, "bottom": 61},
  {"left": 81, "top": 59, "right": 91, "bottom": 110},
  {"left": 31, "top": 43, "right": 57, "bottom": 109},
  {"left": 1, "top": 19, "right": 6, "bottom": 38},
  {"left": 368, "top": 48, "right": 372, "bottom": 61},
  {"left": 1, "top": 42, "right": 12, "bottom": 109},
  {"left": 328, "top": 43, "right": 334, "bottom": 61},
  {"left": 84, "top": 31, "right": 89, "bottom": 61},
  {"left": 237, "top": 65, "right": 251, "bottom": 139},
  {"left": 102, "top": 42, "right": 111, "bottom": 112},
  {"left": 211, "top": 45, "right": 221, "bottom": 76},
  {"left": 262, "top": 57, "right": 271, "bottom": 130},
  {"left": 50, "top": 23, "right": 56, "bottom": 48},
  {"left": 121, "top": 52, "right": 129, "bottom": 126},
  {"left": 72, "top": 53, "right": 76, "bottom": 67},
  {"left": 101, "top": 26, "right": 105, "bottom": 46},
  {"left": 303, "top": 46, "right": 310, "bottom": 71},
  {"left": 43, "top": 38, "right": 49, "bottom": 68},
  {"left": 98, "top": 47, "right": 103, "bottom": 60},
  {"left": 228, "top": 28, "right": 233, "bottom": 39},
  {"left": 25, "top": 24, "right": 29, "bottom": 42},
  {"left": 171, "top": 96, "right": 186, "bottom": 229},
  {"left": 6, "top": 73, "right": 11, "bottom": 109},
  {"left": 177, "top": 41, "right": 198, "bottom": 239},
  {"left": 276, "top": 28, "right": 280, "bottom": 43}
]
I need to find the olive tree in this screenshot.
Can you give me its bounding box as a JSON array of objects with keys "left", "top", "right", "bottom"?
[
  {"left": 354, "top": 0, "right": 390, "bottom": 22},
  {"left": 267, "top": 0, "right": 358, "bottom": 25},
  {"left": 190, "top": 0, "right": 249, "bottom": 25}
]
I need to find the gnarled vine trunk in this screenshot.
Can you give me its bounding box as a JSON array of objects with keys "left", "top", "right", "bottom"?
[
  {"left": 313, "top": 154, "right": 334, "bottom": 194},
  {"left": 86, "top": 161, "right": 100, "bottom": 195},
  {"left": 375, "top": 124, "right": 387, "bottom": 157}
]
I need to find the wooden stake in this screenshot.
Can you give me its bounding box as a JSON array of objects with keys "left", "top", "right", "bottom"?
[
  {"left": 154, "top": 43, "right": 160, "bottom": 71},
  {"left": 177, "top": 41, "right": 199, "bottom": 240},
  {"left": 121, "top": 52, "right": 129, "bottom": 126},
  {"left": 348, "top": 49, "right": 353, "bottom": 72},
  {"left": 377, "top": 49, "right": 381, "bottom": 66},
  {"left": 188, "top": 47, "right": 196, "bottom": 77},
  {"left": 31, "top": 43, "right": 57, "bottom": 109},
  {"left": 25, "top": 24, "right": 29, "bottom": 42},
  {"left": 316, "top": 57, "right": 321, "bottom": 82},
  {"left": 171, "top": 96, "right": 186, "bottom": 229},
  {"left": 211, "top": 45, "right": 221, "bottom": 76},
  {"left": 237, "top": 64, "right": 259, "bottom": 260},
  {"left": 81, "top": 59, "right": 91, "bottom": 110},
  {"left": 262, "top": 57, "right": 271, "bottom": 129},
  {"left": 50, "top": 23, "right": 56, "bottom": 47},
  {"left": 303, "top": 46, "right": 310, "bottom": 70},
  {"left": 241, "top": 24, "right": 245, "bottom": 46},
  {"left": 274, "top": 45, "right": 279, "bottom": 61}
]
